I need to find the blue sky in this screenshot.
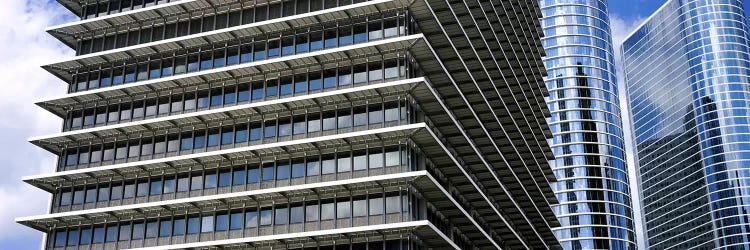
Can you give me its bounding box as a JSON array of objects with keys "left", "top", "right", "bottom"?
[{"left": 0, "top": 0, "right": 743, "bottom": 249}]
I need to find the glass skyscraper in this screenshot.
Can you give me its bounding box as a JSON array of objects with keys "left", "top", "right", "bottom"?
[
  {"left": 622, "top": 0, "right": 750, "bottom": 248},
  {"left": 538, "top": 0, "right": 636, "bottom": 249},
  {"left": 16, "top": 0, "right": 564, "bottom": 249}
]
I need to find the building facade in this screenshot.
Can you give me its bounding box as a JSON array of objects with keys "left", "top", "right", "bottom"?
[
  {"left": 17, "top": 0, "right": 563, "bottom": 249},
  {"left": 622, "top": 0, "right": 750, "bottom": 248},
  {"left": 538, "top": 0, "right": 636, "bottom": 249}
]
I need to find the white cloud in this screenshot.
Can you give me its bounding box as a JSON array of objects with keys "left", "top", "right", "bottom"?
[
  {"left": 0, "top": 0, "right": 74, "bottom": 246},
  {"left": 610, "top": 14, "right": 648, "bottom": 250}
]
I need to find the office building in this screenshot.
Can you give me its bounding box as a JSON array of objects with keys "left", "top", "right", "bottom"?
[
  {"left": 538, "top": 0, "right": 636, "bottom": 249},
  {"left": 622, "top": 0, "right": 750, "bottom": 248},
  {"left": 16, "top": 0, "right": 563, "bottom": 249}
]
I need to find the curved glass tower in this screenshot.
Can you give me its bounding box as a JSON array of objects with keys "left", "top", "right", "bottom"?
[
  {"left": 623, "top": 0, "right": 750, "bottom": 248},
  {"left": 539, "top": 0, "right": 636, "bottom": 249}
]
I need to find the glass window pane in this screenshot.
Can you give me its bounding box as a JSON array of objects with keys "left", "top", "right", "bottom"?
[
  {"left": 173, "top": 218, "right": 186, "bottom": 236},
  {"left": 353, "top": 199, "right": 366, "bottom": 217},
  {"left": 92, "top": 227, "right": 104, "bottom": 244},
  {"left": 306, "top": 203, "right": 319, "bottom": 222},
  {"left": 201, "top": 215, "right": 214, "bottom": 233},
  {"left": 245, "top": 211, "right": 258, "bottom": 228},
  {"left": 159, "top": 220, "right": 172, "bottom": 237},
  {"left": 290, "top": 206, "right": 303, "bottom": 224},
  {"left": 248, "top": 168, "right": 260, "bottom": 183},
  {"left": 369, "top": 197, "right": 383, "bottom": 215},
  {"left": 145, "top": 221, "right": 158, "bottom": 238},
  {"left": 230, "top": 212, "right": 243, "bottom": 229},
  {"left": 118, "top": 225, "right": 130, "bottom": 241},
  {"left": 275, "top": 207, "right": 288, "bottom": 225},
  {"left": 233, "top": 169, "right": 246, "bottom": 185},
  {"left": 260, "top": 208, "right": 272, "bottom": 225},
  {"left": 336, "top": 200, "right": 350, "bottom": 219},
  {"left": 204, "top": 172, "right": 217, "bottom": 189},
  {"left": 187, "top": 217, "right": 200, "bottom": 234},
  {"left": 132, "top": 223, "right": 144, "bottom": 239},
  {"left": 150, "top": 180, "right": 162, "bottom": 195},
  {"left": 105, "top": 225, "right": 118, "bottom": 242},
  {"left": 215, "top": 213, "right": 228, "bottom": 231},
  {"left": 321, "top": 202, "right": 334, "bottom": 220}
]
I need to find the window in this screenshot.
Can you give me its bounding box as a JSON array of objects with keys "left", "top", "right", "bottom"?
[
  {"left": 80, "top": 228, "right": 92, "bottom": 245},
  {"left": 277, "top": 162, "right": 290, "bottom": 180},
  {"left": 369, "top": 149, "right": 384, "bottom": 169},
  {"left": 201, "top": 215, "right": 214, "bottom": 233},
  {"left": 233, "top": 168, "right": 246, "bottom": 185},
  {"left": 194, "top": 132, "right": 206, "bottom": 149},
  {"left": 207, "top": 129, "right": 220, "bottom": 146},
  {"left": 248, "top": 168, "right": 260, "bottom": 183},
  {"left": 60, "top": 191, "right": 72, "bottom": 206},
  {"left": 85, "top": 188, "right": 97, "bottom": 203},
  {"left": 250, "top": 124, "right": 262, "bottom": 141},
  {"left": 262, "top": 163, "right": 274, "bottom": 181},
  {"left": 290, "top": 206, "right": 303, "bottom": 224},
  {"left": 385, "top": 148, "right": 400, "bottom": 166},
  {"left": 322, "top": 156, "right": 336, "bottom": 174},
  {"left": 205, "top": 172, "right": 217, "bottom": 189},
  {"left": 124, "top": 183, "right": 136, "bottom": 198},
  {"left": 145, "top": 221, "right": 158, "bottom": 238},
  {"left": 321, "top": 202, "right": 334, "bottom": 220},
  {"left": 353, "top": 151, "right": 367, "bottom": 171},
  {"left": 264, "top": 120, "right": 276, "bottom": 138},
  {"left": 181, "top": 134, "right": 193, "bottom": 151},
  {"left": 337, "top": 109, "right": 351, "bottom": 128},
  {"left": 291, "top": 160, "right": 305, "bottom": 178},
  {"left": 386, "top": 195, "right": 400, "bottom": 213},
  {"left": 110, "top": 185, "right": 122, "bottom": 200},
  {"left": 177, "top": 176, "right": 189, "bottom": 192},
  {"left": 235, "top": 126, "right": 248, "bottom": 143},
  {"left": 306, "top": 203, "right": 319, "bottom": 222},
  {"left": 150, "top": 179, "right": 162, "bottom": 195},
  {"left": 369, "top": 197, "right": 383, "bottom": 215},
  {"left": 307, "top": 114, "right": 320, "bottom": 132},
  {"left": 278, "top": 118, "right": 291, "bottom": 136},
  {"left": 322, "top": 112, "right": 335, "bottom": 131},
  {"left": 187, "top": 216, "right": 200, "bottom": 234},
  {"left": 230, "top": 211, "right": 243, "bottom": 230},
  {"left": 353, "top": 199, "right": 367, "bottom": 217},
  {"left": 218, "top": 170, "right": 231, "bottom": 187},
  {"left": 159, "top": 220, "right": 172, "bottom": 237},
  {"left": 54, "top": 231, "right": 66, "bottom": 247},
  {"left": 73, "top": 189, "right": 84, "bottom": 204},
  {"left": 337, "top": 200, "right": 351, "bottom": 219},
  {"left": 136, "top": 180, "right": 149, "bottom": 197},
  {"left": 118, "top": 224, "right": 130, "bottom": 241},
  {"left": 293, "top": 117, "right": 306, "bottom": 135},
  {"left": 260, "top": 208, "right": 273, "bottom": 226},
  {"left": 191, "top": 175, "right": 203, "bottom": 190},
  {"left": 164, "top": 178, "right": 175, "bottom": 193},
  {"left": 92, "top": 226, "right": 104, "bottom": 244},
  {"left": 67, "top": 229, "right": 79, "bottom": 246},
  {"left": 215, "top": 213, "right": 229, "bottom": 231},
  {"left": 132, "top": 223, "right": 145, "bottom": 240},
  {"left": 308, "top": 73, "right": 321, "bottom": 91},
  {"left": 245, "top": 211, "right": 258, "bottom": 228},
  {"left": 221, "top": 128, "right": 234, "bottom": 145},
  {"left": 105, "top": 225, "right": 118, "bottom": 242},
  {"left": 337, "top": 154, "right": 351, "bottom": 172},
  {"left": 306, "top": 159, "right": 320, "bottom": 176},
  {"left": 275, "top": 207, "right": 288, "bottom": 225},
  {"left": 173, "top": 218, "right": 186, "bottom": 236},
  {"left": 295, "top": 35, "right": 308, "bottom": 53}
]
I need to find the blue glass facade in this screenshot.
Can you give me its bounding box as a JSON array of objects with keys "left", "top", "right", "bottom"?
[
  {"left": 623, "top": 0, "right": 750, "bottom": 248},
  {"left": 539, "top": 0, "right": 636, "bottom": 249}
]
